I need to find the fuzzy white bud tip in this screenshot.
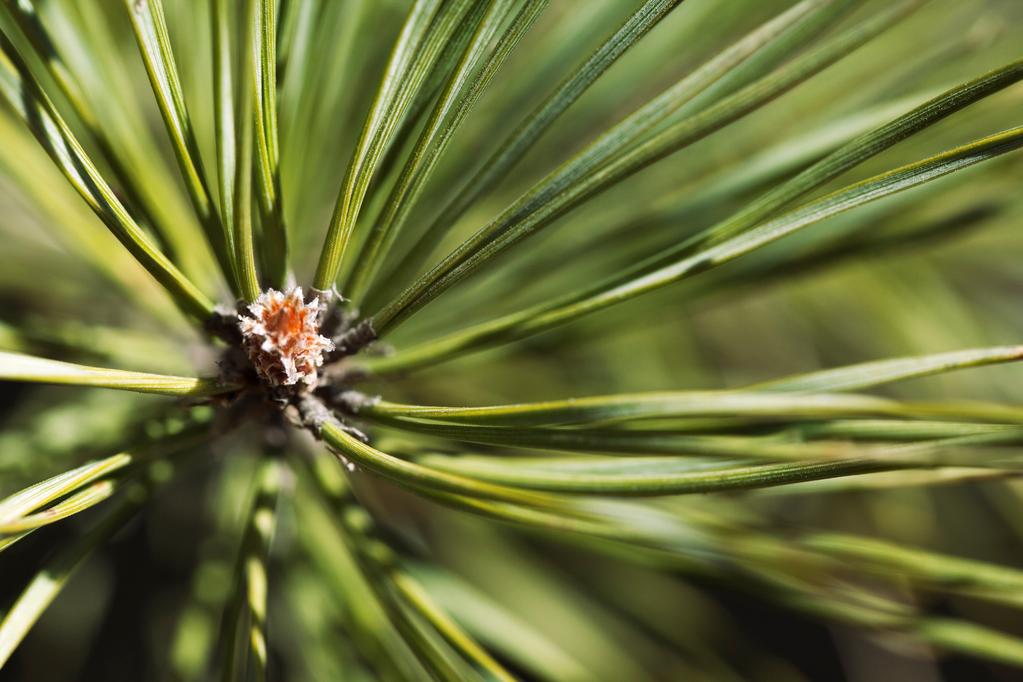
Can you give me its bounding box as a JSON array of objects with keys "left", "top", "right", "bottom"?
[{"left": 237, "top": 287, "right": 335, "bottom": 387}]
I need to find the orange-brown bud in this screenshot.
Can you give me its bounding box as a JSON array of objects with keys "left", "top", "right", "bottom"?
[{"left": 238, "top": 287, "right": 334, "bottom": 387}]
